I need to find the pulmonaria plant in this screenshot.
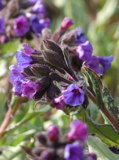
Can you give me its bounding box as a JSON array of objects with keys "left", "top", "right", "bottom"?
[
  {"left": 0, "top": 0, "right": 50, "bottom": 43},
  {"left": 23, "top": 120, "right": 97, "bottom": 160},
  {"left": 9, "top": 17, "right": 114, "bottom": 112}
]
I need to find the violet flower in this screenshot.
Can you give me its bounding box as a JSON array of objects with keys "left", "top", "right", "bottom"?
[
  {"left": 9, "top": 44, "right": 39, "bottom": 98},
  {"left": 75, "top": 27, "right": 87, "bottom": 44},
  {"left": 52, "top": 95, "right": 66, "bottom": 110},
  {"left": 32, "top": 0, "right": 46, "bottom": 14},
  {"left": 64, "top": 142, "right": 84, "bottom": 160},
  {"left": 30, "top": 15, "right": 50, "bottom": 34},
  {"left": 13, "top": 16, "right": 30, "bottom": 36},
  {"left": 63, "top": 84, "right": 85, "bottom": 107},
  {"left": 0, "top": 16, "right": 5, "bottom": 34},
  {"left": 76, "top": 41, "right": 93, "bottom": 61},
  {"left": 67, "top": 120, "right": 88, "bottom": 142},
  {"left": 85, "top": 55, "right": 113, "bottom": 74}
]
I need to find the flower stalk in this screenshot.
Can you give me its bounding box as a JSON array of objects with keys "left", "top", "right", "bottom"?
[{"left": 0, "top": 97, "right": 25, "bottom": 138}]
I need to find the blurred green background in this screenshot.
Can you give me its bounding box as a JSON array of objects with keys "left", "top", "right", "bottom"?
[{"left": 0, "top": 0, "right": 119, "bottom": 159}]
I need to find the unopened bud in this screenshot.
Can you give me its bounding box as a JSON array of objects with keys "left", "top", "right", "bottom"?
[{"left": 61, "top": 17, "right": 74, "bottom": 30}]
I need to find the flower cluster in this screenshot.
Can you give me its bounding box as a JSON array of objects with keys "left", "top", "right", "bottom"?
[
  {"left": 9, "top": 44, "right": 39, "bottom": 98},
  {"left": 23, "top": 120, "right": 97, "bottom": 160},
  {"left": 9, "top": 17, "right": 113, "bottom": 110},
  {"left": 0, "top": 0, "right": 50, "bottom": 43}
]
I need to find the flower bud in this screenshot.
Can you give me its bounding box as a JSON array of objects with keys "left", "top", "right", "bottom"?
[
  {"left": 36, "top": 133, "right": 47, "bottom": 146},
  {"left": 47, "top": 125, "right": 60, "bottom": 141},
  {"left": 87, "top": 153, "right": 97, "bottom": 160},
  {"left": 67, "top": 120, "right": 88, "bottom": 142},
  {"left": 61, "top": 17, "right": 74, "bottom": 30},
  {"left": 40, "top": 150, "right": 54, "bottom": 160}
]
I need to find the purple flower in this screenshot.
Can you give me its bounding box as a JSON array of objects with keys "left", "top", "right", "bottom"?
[
  {"left": 9, "top": 65, "right": 39, "bottom": 98},
  {"left": 85, "top": 55, "right": 113, "bottom": 74},
  {"left": 13, "top": 16, "right": 30, "bottom": 36},
  {"left": 99, "top": 56, "right": 113, "bottom": 73},
  {"left": 76, "top": 41, "right": 93, "bottom": 61},
  {"left": 63, "top": 84, "right": 85, "bottom": 106},
  {"left": 30, "top": 15, "right": 50, "bottom": 34},
  {"left": 67, "top": 120, "right": 88, "bottom": 142},
  {"left": 47, "top": 125, "right": 60, "bottom": 141},
  {"left": 61, "top": 17, "right": 74, "bottom": 30},
  {"left": 23, "top": 43, "right": 37, "bottom": 54},
  {"left": 75, "top": 27, "right": 87, "bottom": 44},
  {"left": 9, "top": 65, "right": 26, "bottom": 96},
  {"left": 85, "top": 56, "right": 102, "bottom": 74},
  {"left": 52, "top": 95, "right": 66, "bottom": 110},
  {"left": 64, "top": 142, "right": 84, "bottom": 160},
  {"left": 0, "top": 16, "right": 5, "bottom": 34},
  {"left": 32, "top": 0, "right": 46, "bottom": 14},
  {"left": 21, "top": 81, "right": 39, "bottom": 98},
  {"left": 16, "top": 50, "right": 33, "bottom": 70}
]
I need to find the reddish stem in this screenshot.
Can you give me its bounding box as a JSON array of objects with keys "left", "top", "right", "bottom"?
[{"left": 0, "top": 98, "right": 23, "bottom": 138}]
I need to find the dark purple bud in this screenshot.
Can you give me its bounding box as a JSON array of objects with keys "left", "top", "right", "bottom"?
[
  {"left": 46, "top": 83, "right": 61, "bottom": 100},
  {"left": 43, "top": 40, "right": 64, "bottom": 59},
  {"left": 71, "top": 54, "right": 83, "bottom": 72},
  {"left": 36, "top": 133, "right": 47, "bottom": 146},
  {"left": 76, "top": 41, "right": 93, "bottom": 61},
  {"left": 0, "top": 16, "right": 5, "bottom": 34},
  {"left": 40, "top": 150, "right": 54, "bottom": 160},
  {"left": 43, "top": 49, "right": 66, "bottom": 69},
  {"left": 67, "top": 120, "right": 88, "bottom": 142},
  {"left": 61, "top": 17, "right": 74, "bottom": 30},
  {"left": 47, "top": 125, "right": 60, "bottom": 141},
  {"left": 64, "top": 142, "right": 84, "bottom": 160},
  {"left": 13, "top": 16, "right": 30, "bottom": 36},
  {"left": 30, "top": 64, "right": 52, "bottom": 77},
  {"left": 63, "top": 84, "right": 85, "bottom": 107}
]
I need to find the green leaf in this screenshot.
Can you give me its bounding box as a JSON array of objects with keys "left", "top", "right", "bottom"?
[
  {"left": 102, "top": 86, "right": 119, "bottom": 121},
  {"left": 1, "top": 40, "right": 20, "bottom": 55},
  {"left": 5, "top": 105, "right": 51, "bottom": 134},
  {"left": 88, "top": 136, "right": 119, "bottom": 160},
  {"left": 86, "top": 118, "right": 119, "bottom": 147}
]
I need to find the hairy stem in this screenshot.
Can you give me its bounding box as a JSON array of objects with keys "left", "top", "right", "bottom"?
[{"left": 0, "top": 98, "right": 24, "bottom": 138}]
